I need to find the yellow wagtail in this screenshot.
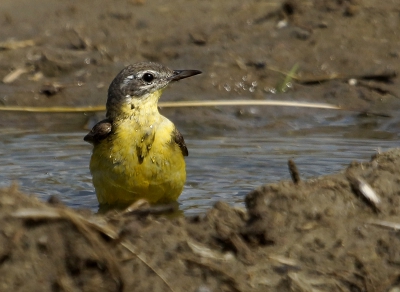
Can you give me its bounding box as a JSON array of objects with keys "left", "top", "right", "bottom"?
[{"left": 84, "top": 62, "right": 201, "bottom": 206}]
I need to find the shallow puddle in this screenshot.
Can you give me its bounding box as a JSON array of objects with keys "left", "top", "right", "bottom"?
[{"left": 0, "top": 112, "right": 398, "bottom": 215}]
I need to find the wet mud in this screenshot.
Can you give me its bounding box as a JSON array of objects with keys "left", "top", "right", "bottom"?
[
  {"left": 1, "top": 0, "right": 399, "bottom": 130},
  {"left": 1, "top": 149, "right": 400, "bottom": 291},
  {"left": 1, "top": 0, "right": 400, "bottom": 291}
]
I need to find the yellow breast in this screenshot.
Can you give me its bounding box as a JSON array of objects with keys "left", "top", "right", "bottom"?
[{"left": 90, "top": 114, "right": 186, "bottom": 206}]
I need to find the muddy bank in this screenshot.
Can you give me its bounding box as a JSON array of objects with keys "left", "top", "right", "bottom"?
[
  {"left": 1, "top": 0, "right": 399, "bottom": 131},
  {"left": 1, "top": 0, "right": 400, "bottom": 291},
  {"left": 1, "top": 148, "right": 400, "bottom": 291}
]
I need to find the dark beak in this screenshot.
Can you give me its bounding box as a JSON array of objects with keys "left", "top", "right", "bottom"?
[{"left": 169, "top": 70, "right": 202, "bottom": 82}]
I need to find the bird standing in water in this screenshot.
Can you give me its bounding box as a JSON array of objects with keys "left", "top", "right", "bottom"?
[{"left": 84, "top": 62, "right": 201, "bottom": 207}]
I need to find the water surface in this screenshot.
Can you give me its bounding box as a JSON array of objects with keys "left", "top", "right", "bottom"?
[{"left": 1, "top": 111, "right": 398, "bottom": 215}]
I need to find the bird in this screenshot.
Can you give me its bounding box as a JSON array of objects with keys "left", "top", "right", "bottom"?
[{"left": 84, "top": 61, "right": 201, "bottom": 207}]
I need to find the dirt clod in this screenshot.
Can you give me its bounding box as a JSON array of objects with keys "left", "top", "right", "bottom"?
[
  {"left": 1, "top": 0, "right": 400, "bottom": 290},
  {"left": 1, "top": 149, "right": 400, "bottom": 291}
]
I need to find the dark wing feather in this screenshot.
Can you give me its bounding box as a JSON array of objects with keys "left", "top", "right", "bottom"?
[
  {"left": 172, "top": 127, "right": 188, "bottom": 156},
  {"left": 84, "top": 119, "right": 112, "bottom": 145}
]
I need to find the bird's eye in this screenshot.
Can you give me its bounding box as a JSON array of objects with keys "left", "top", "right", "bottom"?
[{"left": 142, "top": 73, "right": 154, "bottom": 83}]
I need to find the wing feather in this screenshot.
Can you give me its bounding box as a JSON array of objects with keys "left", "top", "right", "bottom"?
[
  {"left": 172, "top": 127, "right": 188, "bottom": 156},
  {"left": 84, "top": 119, "right": 112, "bottom": 145}
]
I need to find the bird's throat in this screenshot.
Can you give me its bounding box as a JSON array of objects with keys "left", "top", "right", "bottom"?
[{"left": 114, "top": 89, "right": 164, "bottom": 122}]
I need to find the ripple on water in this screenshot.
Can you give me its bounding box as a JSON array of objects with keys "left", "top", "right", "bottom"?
[{"left": 0, "top": 128, "right": 398, "bottom": 215}]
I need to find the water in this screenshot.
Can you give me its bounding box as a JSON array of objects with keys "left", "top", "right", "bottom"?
[{"left": 0, "top": 112, "right": 398, "bottom": 215}]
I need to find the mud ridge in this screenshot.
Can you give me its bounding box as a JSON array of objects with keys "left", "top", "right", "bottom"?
[{"left": 1, "top": 149, "right": 400, "bottom": 291}]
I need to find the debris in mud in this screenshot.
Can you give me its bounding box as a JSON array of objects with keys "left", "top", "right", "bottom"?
[
  {"left": 2, "top": 149, "right": 400, "bottom": 291},
  {"left": 2, "top": 67, "right": 29, "bottom": 84},
  {"left": 33, "top": 52, "right": 82, "bottom": 77},
  {"left": 346, "top": 170, "right": 381, "bottom": 213},
  {"left": 0, "top": 39, "right": 35, "bottom": 51},
  {"left": 39, "top": 82, "right": 64, "bottom": 96},
  {"left": 288, "top": 159, "right": 301, "bottom": 184},
  {"left": 65, "top": 28, "right": 92, "bottom": 51},
  {"left": 189, "top": 31, "right": 208, "bottom": 46}
]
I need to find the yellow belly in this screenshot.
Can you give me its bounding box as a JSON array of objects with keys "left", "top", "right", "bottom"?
[{"left": 90, "top": 118, "right": 186, "bottom": 205}]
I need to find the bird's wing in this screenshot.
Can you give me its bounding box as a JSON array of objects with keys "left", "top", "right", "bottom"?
[
  {"left": 172, "top": 127, "right": 188, "bottom": 156},
  {"left": 84, "top": 119, "right": 112, "bottom": 145}
]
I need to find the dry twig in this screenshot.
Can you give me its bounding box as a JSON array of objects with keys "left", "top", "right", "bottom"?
[{"left": 0, "top": 100, "right": 341, "bottom": 113}]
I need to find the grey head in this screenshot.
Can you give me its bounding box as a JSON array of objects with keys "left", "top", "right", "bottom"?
[{"left": 106, "top": 61, "right": 201, "bottom": 118}]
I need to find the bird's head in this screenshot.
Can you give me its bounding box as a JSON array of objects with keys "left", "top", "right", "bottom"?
[{"left": 106, "top": 62, "right": 201, "bottom": 119}]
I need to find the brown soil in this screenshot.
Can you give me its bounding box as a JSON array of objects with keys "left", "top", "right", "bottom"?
[
  {"left": 1, "top": 0, "right": 400, "bottom": 291},
  {"left": 1, "top": 0, "right": 399, "bottom": 130},
  {"left": 1, "top": 149, "right": 400, "bottom": 291}
]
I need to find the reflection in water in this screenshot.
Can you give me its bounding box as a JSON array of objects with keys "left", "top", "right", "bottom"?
[{"left": 0, "top": 128, "right": 398, "bottom": 215}]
